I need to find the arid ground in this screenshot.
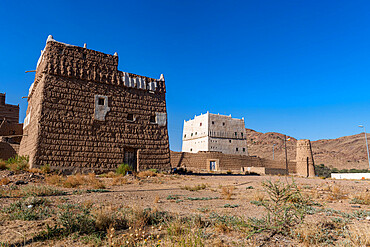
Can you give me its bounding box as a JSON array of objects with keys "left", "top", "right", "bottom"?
[{"left": 0, "top": 166, "right": 369, "bottom": 247}]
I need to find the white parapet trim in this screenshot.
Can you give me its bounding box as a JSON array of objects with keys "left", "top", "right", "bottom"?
[{"left": 331, "top": 173, "right": 370, "bottom": 180}]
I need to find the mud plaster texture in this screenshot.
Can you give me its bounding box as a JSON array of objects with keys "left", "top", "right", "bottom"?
[
  {"left": 0, "top": 93, "right": 19, "bottom": 124},
  {"left": 170, "top": 151, "right": 297, "bottom": 175},
  {"left": 19, "top": 39, "right": 170, "bottom": 173},
  {"left": 296, "top": 139, "right": 315, "bottom": 177}
]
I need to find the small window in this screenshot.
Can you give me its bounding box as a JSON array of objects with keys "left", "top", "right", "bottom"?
[
  {"left": 191, "top": 133, "right": 193, "bottom": 136},
  {"left": 150, "top": 115, "right": 156, "bottom": 123},
  {"left": 200, "top": 123, "right": 202, "bottom": 126},
  {"left": 98, "top": 98, "right": 105, "bottom": 106},
  {"left": 190, "top": 148, "right": 193, "bottom": 151},
  {"left": 195, "top": 132, "right": 197, "bottom": 135},
  {"left": 235, "top": 132, "right": 237, "bottom": 136},
  {"left": 243, "top": 148, "right": 246, "bottom": 152},
  {"left": 127, "top": 113, "right": 134, "bottom": 121},
  {"left": 223, "top": 122, "right": 225, "bottom": 126},
  {"left": 236, "top": 148, "right": 238, "bottom": 151},
  {"left": 184, "top": 134, "right": 186, "bottom": 138},
  {"left": 229, "top": 140, "right": 231, "bottom": 143},
  {"left": 212, "top": 121, "right": 214, "bottom": 124},
  {"left": 241, "top": 133, "right": 243, "bottom": 137}
]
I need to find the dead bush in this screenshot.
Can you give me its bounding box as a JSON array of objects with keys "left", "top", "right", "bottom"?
[
  {"left": 45, "top": 174, "right": 65, "bottom": 186},
  {"left": 182, "top": 183, "right": 207, "bottom": 191},
  {"left": 0, "top": 177, "right": 10, "bottom": 185},
  {"left": 137, "top": 170, "right": 157, "bottom": 178},
  {"left": 93, "top": 206, "right": 126, "bottom": 231},
  {"left": 86, "top": 173, "right": 106, "bottom": 189},
  {"left": 326, "top": 185, "right": 347, "bottom": 201},
  {"left": 28, "top": 168, "right": 42, "bottom": 173},
  {"left": 111, "top": 176, "right": 129, "bottom": 186},
  {"left": 252, "top": 191, "right": 266, "bottom": 202},
  {"left": 221, "top": 186, "right": 234, "bottom": 200},
  {"left": 63, "top": 174, "right": 85, "bottom": 188},
  {"left": 351, "top": 192, "right": 370, "bottom": 205}
]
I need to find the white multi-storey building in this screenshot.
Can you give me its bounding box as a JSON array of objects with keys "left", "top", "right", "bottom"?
[{"left": 182, "top": 112, "right": 248, "bottom": 156}]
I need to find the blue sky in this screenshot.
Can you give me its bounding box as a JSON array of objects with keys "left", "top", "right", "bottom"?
[{"left": 1, "top": 0, "right": 370, "bottom": 151}]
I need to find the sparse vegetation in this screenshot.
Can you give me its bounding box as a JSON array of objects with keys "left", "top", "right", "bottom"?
[
  {"left": 0, "top": 184, "right": 66, "bottom": 198},
  {"left": 1, "top": 168, "right": 369, "bottom": 246},
  {"left": 40, "top": 164, "right": 51, "bottom": 174},
  {"left": 116, "top": 163, "right": 132, "bottom": 175},
  {"left": 221, "top": 186, "right": 234, "bottom": 200},
  {"left": 137, "top": 170, "right": 157, "bottom": 178},
  {"left": 247, "top": 180, "right": 310, "bottom": 237},
  {"left": 350, "top": 192, "right": 370, "bottom": 205},
  {"left": 6, "top": 155, "right": 29, "bottom": 172},
  {"left": 181, "top": 183, "right": 207, "bottom": 191}
]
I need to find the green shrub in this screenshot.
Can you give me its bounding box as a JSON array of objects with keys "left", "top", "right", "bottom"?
[
  {"left": 314, "top": 164, "right": 331, "bottom": 178},
  {"left": 116, "top": 163, "right": 132, "bottom": 175},
  {"left": 1, "top": 197, "right": 52, "bottom": 221},
  {"left": 247, "top": 180, "right": 310, "bottom": 236},
  {"left": 7, "top": 155, "right": 29, "bottom": 171},
  {"left": 41, "top": 164, "right": 51, "bottom": 174}
]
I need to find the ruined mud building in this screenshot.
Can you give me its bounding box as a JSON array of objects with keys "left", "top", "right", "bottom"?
[
  {"left": 0, "top": 93, "right": 23, "bottom": 160},
  {"left": 19, "top": 36, "right": 170, "bottom": 172}
]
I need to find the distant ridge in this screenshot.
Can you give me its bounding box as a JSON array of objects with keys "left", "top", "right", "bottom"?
[{"left": 245, "top": 129, "right": 369, "bottom": 169}]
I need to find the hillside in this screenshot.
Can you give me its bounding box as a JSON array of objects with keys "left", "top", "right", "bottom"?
[{"left": 245, "top": 129, "right": 370, "bottom": 169}]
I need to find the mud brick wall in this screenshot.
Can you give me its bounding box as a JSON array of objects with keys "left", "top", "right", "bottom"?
[
  {"left": 0, "top": 121, "right": 23, "bottom": 143},
  {"left": 0, "top": 93, "right": 19, "bottom": 123},
  {"left": 0, "top": 142, "right": 18, "bottom": 160},
  {"left": 170, "top": 151, "right": 297, "bottom": 174},
  {"left": 20, "top": 39, "right": 170, "bottom": 172}
]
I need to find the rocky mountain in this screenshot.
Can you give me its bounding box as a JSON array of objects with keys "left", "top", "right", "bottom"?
[{"left": 245, "top": 129, "right": 370, "bottom": 169}]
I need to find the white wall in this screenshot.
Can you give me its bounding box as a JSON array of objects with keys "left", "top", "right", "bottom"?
[
  {"left": 182, "top": 112, "right": 248, "bottom": 155},
  {"left": 331, "top": 173, "right": 370, "bottom": 179}
]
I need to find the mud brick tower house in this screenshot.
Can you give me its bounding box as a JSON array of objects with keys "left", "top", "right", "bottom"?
[{"left": 19, "top": 36, "right": 170, "bottom": 173}]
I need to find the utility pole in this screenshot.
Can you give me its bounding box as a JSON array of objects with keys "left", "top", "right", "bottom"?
[
  {"left": 358, "top": 125, "right": 370, "bottom": 169},
  {"left": 284, "top": 135, "right": 289, "bottom": 175}
]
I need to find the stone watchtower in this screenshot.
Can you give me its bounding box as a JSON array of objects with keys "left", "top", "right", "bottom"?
[{"left": 296, "top": 139, "right": 315, "bottom": 177}]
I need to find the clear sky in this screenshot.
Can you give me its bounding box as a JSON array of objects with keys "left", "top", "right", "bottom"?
[{"left": 1, "top": 0, "right": 370, "bottom": 151}]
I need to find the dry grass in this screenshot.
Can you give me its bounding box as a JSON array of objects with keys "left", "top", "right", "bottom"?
[
  {"left": 27, "top": 168, "right": 43, "bottom": 173},
  {"left": 86, "top": 173, "right": 106, "bottom": 189},
  {"left": 346, "top": 223, "right": 370, "bottom": 246},
  {"left": 93, "top": 206, "right": 121, "bottom": 231},
  {"left": 63, "top": 174, "right": 85, "bottom": 188},
  {"left": 45, "top": 174, "right": 65, "bottom": 186},
  {"left": 221, "top": 186, "right": 234, "bottom": 200},
  {"left": 0, "top": 177, "right": 10, "bottom": 185},
  {"left": 326, "top": 185, "right": 348, "bottom": 201},
  {"left": 111, "top": 176, "right": 130, "bottom": 186},
  {"left": 182, "top": 183, "right": 207, "bottom": 191},
  {"left": 137, "top": 170, "right": 157, "bottom": 178},
  {"left": 252, "top": 190, "right": 266, "bottom": 201},
  {"left": 351, "top": 192, "right": 370, "bottom": 205},
  {"left": 154, "top": 195, "right": 160, "bottom": 203},
  {"left": 61, "top": 173, "right": 105, "bottom": 189}
]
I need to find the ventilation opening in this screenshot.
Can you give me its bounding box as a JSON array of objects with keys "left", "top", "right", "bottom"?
[
  {"left": 150, "top": 115, "right": 156, "bottom": 123},
  {"left": 127, "top": 113, "right": 134, "bottom": 121}
]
